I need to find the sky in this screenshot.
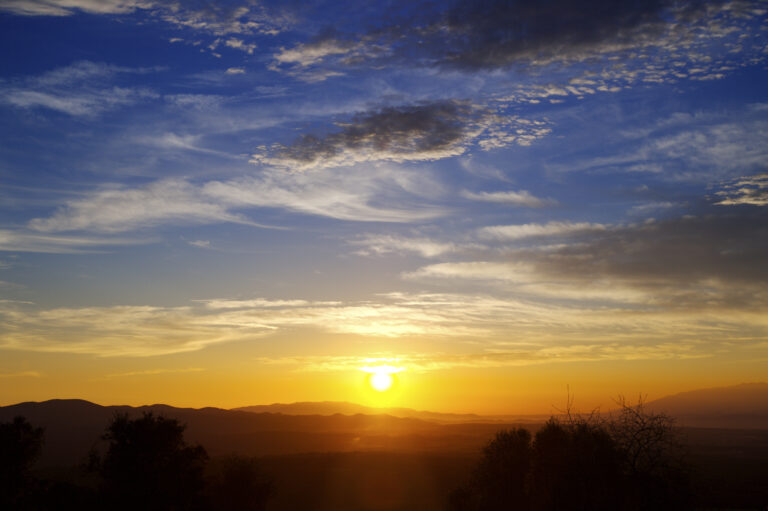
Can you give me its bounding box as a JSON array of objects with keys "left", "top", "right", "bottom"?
[{"left": 1, "top": 0, "right": 767, "bottom": 414}]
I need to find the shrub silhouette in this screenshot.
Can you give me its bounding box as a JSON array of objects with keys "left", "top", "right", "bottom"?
[
  {"left": 451, "top": 399, "right": 692, "bottom": 511},
  {"left": 0, "top": 416, "right": 44, "bottom": 509},
  {"left": 92, "top": 412, "right": 209, "bottom": 511}
]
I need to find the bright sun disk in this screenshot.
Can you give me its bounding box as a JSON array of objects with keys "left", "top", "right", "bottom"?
[
  {"left": 370, "top": 372, "right": 394, "bottom": 392},
  {"left": 361, "top": 364, "right": 402, "bottom": 392}
]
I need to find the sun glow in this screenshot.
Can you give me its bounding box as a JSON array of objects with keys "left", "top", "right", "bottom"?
[{"left": 361, "top": 364, "right": 403, "bottom": 393}]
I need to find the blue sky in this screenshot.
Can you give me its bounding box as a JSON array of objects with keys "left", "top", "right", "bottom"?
[{"left": 1, "top": 0, "right": 767, "bottom": 411}]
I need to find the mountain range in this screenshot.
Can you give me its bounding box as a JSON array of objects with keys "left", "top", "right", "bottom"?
[{"left": 2, "top": 382, "right": 766, "bottom": 467}]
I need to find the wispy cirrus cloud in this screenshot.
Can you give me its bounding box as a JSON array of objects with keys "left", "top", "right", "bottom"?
[
  {"left": 2, "top": 293, "right": 764, "bottom": 360},
  {"left": 203, "top": 165, "right": 448, "bottom": 223},
  {"left": 0, "top": 0, "right": 148, "bottom": 16},
  {"left": 27, "top": 179, "right": 260, "bottom": 233},
  {"left": 554, "top": 105, "right": 768, "bottom": 181},
  {"left": 462, "top": 189, "right": 557, "bottom": 208},
  {"left": 349, "top": 234, "right": 462, "bottom": 258},
  {"left": 0, "top": 229, "right": 150, "bottom": 253},
  {"left": 0, "top": 61, "right": 158, "bottom": 116},
  {"left": 255, "top": 341, "right": 711, "bottom": 373},
  {"left": 26, "top": 163, "right": 448, "bottom": 234},
  {"left": 478, "top": 221, "right": 608, "bottom": 241}
]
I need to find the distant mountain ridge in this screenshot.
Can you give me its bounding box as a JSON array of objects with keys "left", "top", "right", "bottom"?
[
  {"left": 232, "top": 401, "right": 537, "bottom": 423},
  {"left": 2, "top": 382, "right": 767, "bottom": 466},
  {"left": 233, "top": 383, "right": 768, "bottom": 428},
  {"left": 644, "top": 382, "right": 768, "bottom": 429}
]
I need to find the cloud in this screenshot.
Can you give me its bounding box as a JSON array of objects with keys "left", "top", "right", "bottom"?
[
  {"left": 270, "top": 34, "right": 387, "bottom": 81},
  {"left": 433, "top": 0, "right": 680, "bottom": 69},
  {"left": 28, "top": 164, "right": 448, "bottom": 234},
  {"left": 252, "top": 101, "right": 550, "bottom": 170},
  {"left": 2, "top": 293, "right": 764, "bottom": 360},
  {"left": 204, "top": 165, "right": 448, "bottom": 223},
  {"left": 0, "top": 0, "right": 148, "bottom": 16},
  {"left": 273, "top": 38, "right": 358, "bottom": 67},
  {"left": 471, "top": 211, "right": 768, "bottom": 309},
  {"left": 225, "top": 67, "right": 246, "bottom": 74},
  {"left": 138, "top": 132, "right": 240, "bottom": 159},
  {"left": 27, "top": 179, "right": 259, "bottom": 233},
  {"left": 1, "top": 1, "right": 286, "bottom": 36},
  {"left": 715, "top": 173, "right": 768, "bottom": 206},
  {"left": 350, "top": 234, "right": 460, "bottom": 258},
  {"left": 255, "top": 101, "right": 473, "bottom": 170},
  {"left": 526, "top": 212, "right": 768, "bottom": 295},
  {"left": 0, "top": 302, "right": 277, "bottom": 357},
  {"left": 256, "top": 341, "right": 711, "bottom": 373},
  {"left": 403, "top": 261, "right": 660, "bottom": 304},
  {"left": 0, "top": 61, "right": 158, "bottom": 116},
  {"left": 478, "top": 221, "right": 608, "bottom": 241},
  {"left": 202, "top": 298, "right": 341, "bottom": 310},
  {"left": 549, "top": 106, "right": 768, "bottom": 182},
  {"left": 628, "top": 201, "right": 677, "bottom": 216},
  {"left": 187, "top": 240, "right": 211, "bottom": 248},
  {"left": 224, "top": 37, "right": 256, "bottom": 54},
  {"left": 158, "top": 2, "right": 286, "bottom": 36},
  {"left": 270, "top": 0, "right": 765, "bottom": 96},
  {"left": 462, "top": 189, "right": 557, "bottom": 208},
  {"left": 422, "top": 0, "right": 767, "bottom": 72},
  {"left": 0, "top": 229, "right": 150, "bottom": 253},
  {"left": 404, "top": 261, "right": 536, "bottom": 284},
  {"left": 402, "top": 205, "right": 768, "bottom": 310}
]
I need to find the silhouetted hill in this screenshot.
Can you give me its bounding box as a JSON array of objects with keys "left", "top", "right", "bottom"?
[
  {"left": 0, "top": 400, "right": 525, "bottom": 467},
  {"left": 644, "top": 382, "right": 768, "bottom": 428}
]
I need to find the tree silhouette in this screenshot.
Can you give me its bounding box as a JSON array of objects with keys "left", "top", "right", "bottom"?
[
  {"left": 93, "top": 412, "right": 208, "bottom": 511},
  {"left": 472, "top": 428, "right": 532, "bottom": 510},
  {"left": 608, "top": 397, "right": 691, "bottom": 510},
  {"left": 451, "top": 398, "right": 692, "bottom": 511},
  {"left": 0, "top": 416, "right": 44, "bottom": 510},
  {"left": 528, "top": 419, "right": 624, "bottom": 511}
]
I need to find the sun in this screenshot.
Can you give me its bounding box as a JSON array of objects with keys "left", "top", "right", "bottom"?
[
  {"left": 361, "top": 364, "right": 402, "bottom": 393},
  {"left": 370, "top": 371, "right": 394, "bottom": 392}
]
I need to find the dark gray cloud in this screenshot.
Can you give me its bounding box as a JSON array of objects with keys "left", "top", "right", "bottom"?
[
  {"left": 273, "top": 0, "right": 762, "bottom": 75},
  {"left": 524, "top": 208, "right": 768, "bottom": 307},
  {"left": 299, "top": 101, "right": 466, "bottom": 155},
  {"left": 252, "top": 101, "right": 550, "bottom": 169},
  {"left": 433, "top": 0, "right": 760, "bottom": 70},
  {"left": 438, "top": 0, "right": 674, "bottom": 68}
]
